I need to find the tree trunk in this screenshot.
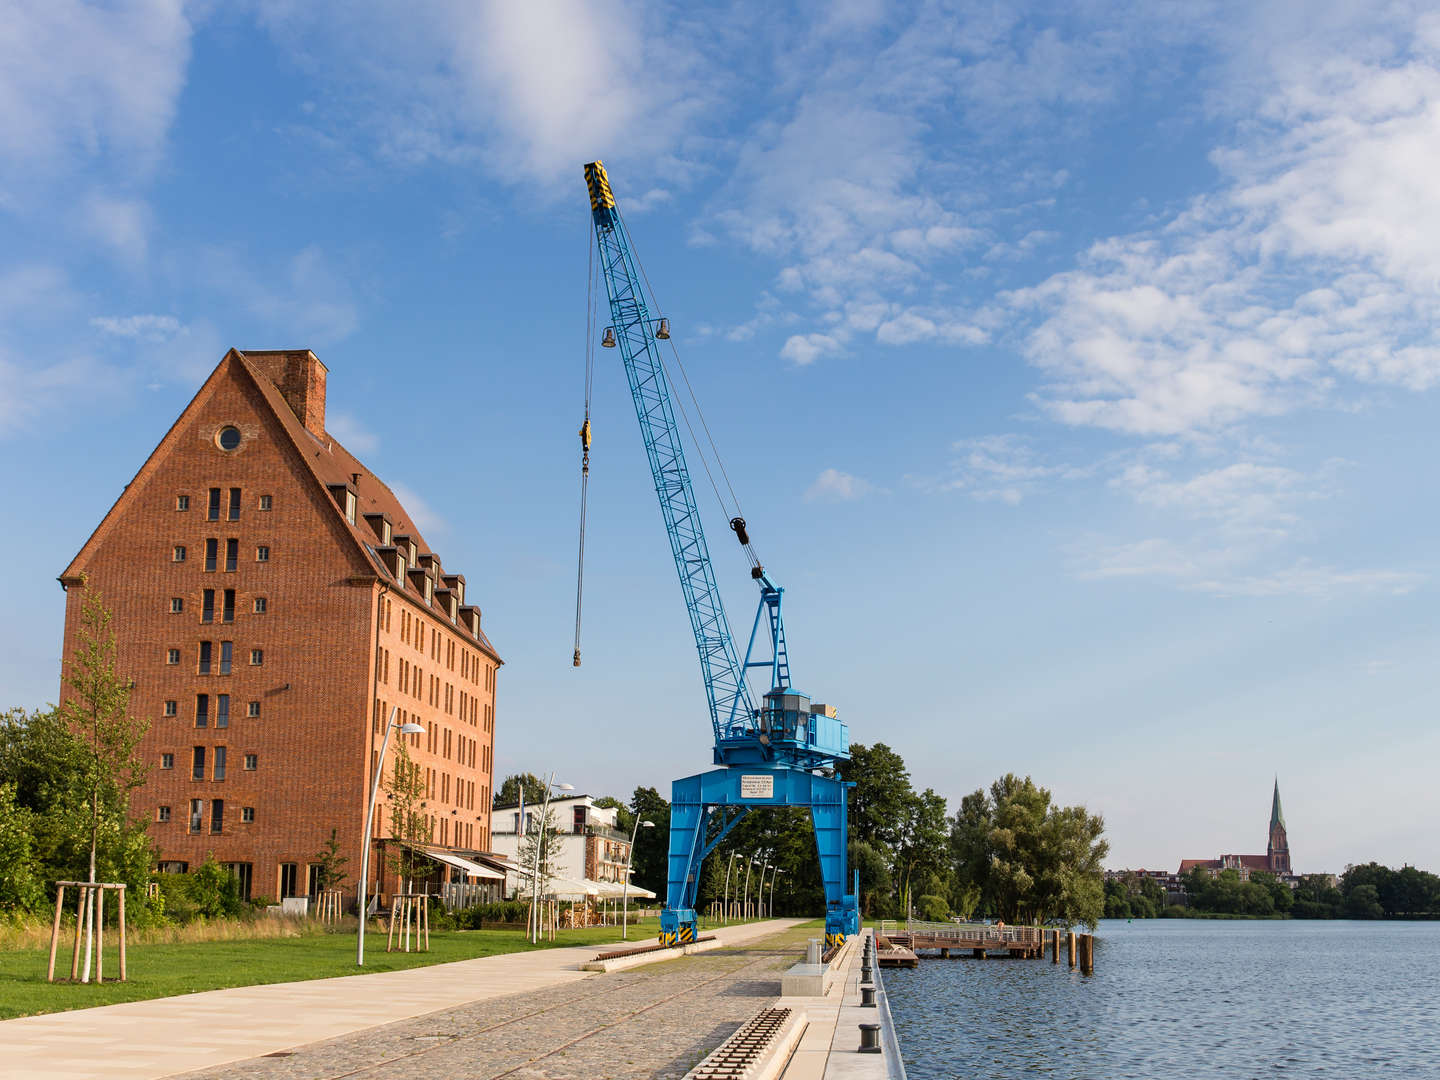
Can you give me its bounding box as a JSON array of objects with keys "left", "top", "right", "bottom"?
[{"left": 81, "top": 789, "right": 97, "bottom": 983}]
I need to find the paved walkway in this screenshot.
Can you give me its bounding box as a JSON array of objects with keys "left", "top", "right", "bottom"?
[{"left": 2, "top": 919, "right": 805, "bottom": 1080}]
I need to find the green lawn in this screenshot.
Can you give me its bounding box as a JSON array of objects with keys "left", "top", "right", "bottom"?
[{"left": 0, "top": 919, "right": 672, "bottom": 1020}]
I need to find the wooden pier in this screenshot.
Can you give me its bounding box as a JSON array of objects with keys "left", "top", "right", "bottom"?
[{"left": 877, "top": 920, "right": 1095, "bottom": 972}]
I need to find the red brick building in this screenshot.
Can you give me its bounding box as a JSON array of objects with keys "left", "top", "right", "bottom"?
[{"left": 58, "top": 349, "right": 500, "bottom": 904}]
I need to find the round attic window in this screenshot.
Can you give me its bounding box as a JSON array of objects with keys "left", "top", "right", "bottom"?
[{"left": 217, "top": 426, "right": 242, "bottom": 451}]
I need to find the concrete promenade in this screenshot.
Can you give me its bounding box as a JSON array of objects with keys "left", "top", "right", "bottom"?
[{"left": 2, "top": 918, "right": 805, "bottom": 1080}]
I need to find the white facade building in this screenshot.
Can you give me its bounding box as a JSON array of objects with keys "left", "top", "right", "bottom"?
[{"left": 491, "top": 793, "right": 652, "bottom": 899}]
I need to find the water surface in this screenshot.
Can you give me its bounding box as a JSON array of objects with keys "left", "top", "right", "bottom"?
[{"left": 884, "top": 919, "right": 1438, "bottom": 1079}]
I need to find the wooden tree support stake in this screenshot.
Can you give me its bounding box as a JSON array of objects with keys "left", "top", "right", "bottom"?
[{"left": 49, "top": 882, "right": 127, "bottom": 983}]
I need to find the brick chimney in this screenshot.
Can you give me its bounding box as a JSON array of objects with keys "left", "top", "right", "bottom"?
[{"left": 244, "top": 350, "right": 327, "bottom": 436}]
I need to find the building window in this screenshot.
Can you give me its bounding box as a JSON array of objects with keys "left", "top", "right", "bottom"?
[
  {"left": 167, "top": 648, "right": 180, "bottom": 665},
  {"left": 220, "top": 641, "right": 233, "bottom": 675},
  {"left": 278, "top": 862, "right": 299, "bottom": 899},
  {"left": 189, "top": 799, "right": 204, "bottom": 832},
  {"left": 170, "top": 597, "right": 184, "bottom": 614},
  {"left": 228, "top": 488, "right": 241, "bottom": 521},
  {"left": 157, "top": 805, "right": 171, "bottom": 822},
  {"left": 225, "top": 538, "right": 238, "bottom": 572},
  {"left": 216, "top": 694, "right": 230, "bottom": 729},
  {"left": 176, "top": 495, "right": 190, "bottom": 511},
  {"left": 217, "top": 426, "right": 241, "bottom": 451},
  {"left": 192, "top": 746, "right": 206, "bottom": 779},
  {"left": 250, "top": 649, "right": 264, "bottom": 666},
  {"left": 246, "top": 700, "right": 260, "bottom": 718},
  {"left": 226, "top": 862, "right": 253, "bottom": 901},
  {"left": 241, "top": 806, "right": 255, "bottom": 823},
  {"left": 202, "top": 589, "right": 214, "bottom": 623},
  {"left": 195, "top": 694, "right": 209, "bottom": 728},
  {"left": 243, "top": 753, "right": 257, "bottom": 771},
  {"left": 211, "top": 799, "right": 224, "bottom": 833},
  {"left": 253, "top": 597, "right": 268, "bottom": 614},
  {"left": 223, "top": 589, "right": 235, "bottom": 623},
  {"left": 173, "top": 545, "right": 187, "bottom": 562},
  {"left": 256, "top": 545, "right": 270, "bottom": 563},
  {"left": 208, "top": 488, "right": 221, "bottom": 521},
  {"left": 198, "top": 642, "right": 212, "bottom": 675},
  {"left": 163, "top": 700, "right": 177, "bottom": 717},
  {"left": 214, "top": 747, "right": 227, "bottom": 781},
  {"left": 205, "top": 538, "right": 217, "bottom": 572},
  {"left": 160, "top": 753, "right": 174, "bottom": 770},
  {"left": 258, "top": 494, "right": 272, "bottom": 511}
]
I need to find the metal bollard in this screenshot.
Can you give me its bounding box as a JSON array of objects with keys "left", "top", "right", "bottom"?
[
  {"left": 859, "top": 1022, "right": 882, "bottom": 1053},
  {"left": 860, "top": 982, "right": 876, "bottom": 1007},
  {"left": 861, "top": 960, "right": 873, "bottom": 981}
]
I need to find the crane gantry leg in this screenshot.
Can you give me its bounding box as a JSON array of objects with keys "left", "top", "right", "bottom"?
[{"left": 660, "top": 768, "right": 860, "bottom": 947}]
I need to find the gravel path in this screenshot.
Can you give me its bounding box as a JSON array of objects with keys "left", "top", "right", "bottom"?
[{"left": 177, "top": 926, "right": 814, "bottom": 1080}]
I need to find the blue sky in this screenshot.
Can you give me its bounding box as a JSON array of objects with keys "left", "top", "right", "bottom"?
[{"left": 3, "top": 1, "right": 1439, "bottom": 875}]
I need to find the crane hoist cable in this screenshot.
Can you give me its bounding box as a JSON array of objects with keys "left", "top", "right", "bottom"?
[
  {"left": 573, "top": 227, "right": 598, "bottom": 667},
  {"left": 626, "top": 218, "right": 764, "bottom": 575}
]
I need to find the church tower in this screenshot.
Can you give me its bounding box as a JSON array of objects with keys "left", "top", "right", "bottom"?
[{"left": 1267, "top": 778, "right": 1291, "bottom": 873}]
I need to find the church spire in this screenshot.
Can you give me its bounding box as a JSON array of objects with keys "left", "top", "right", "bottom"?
[{"left": 1271, "top": 777, "right": 1285, "bottom": 830}]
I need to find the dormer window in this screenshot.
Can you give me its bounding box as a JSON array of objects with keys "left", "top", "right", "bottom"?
[
  {"left": 328, "top": 483, "right": 357, "bottom": 525},
  {"left": 365, "top": 513, "right": 393, "bottom": 545}
]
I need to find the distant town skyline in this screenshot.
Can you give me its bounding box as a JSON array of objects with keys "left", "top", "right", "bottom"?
[{"left": 3, "top": 4, "right": 1438, "bottom": 875}]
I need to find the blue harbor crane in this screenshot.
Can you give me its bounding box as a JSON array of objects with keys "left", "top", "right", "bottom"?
[{"left": 581, "top": 161, "right": 859, "bottom": 946}]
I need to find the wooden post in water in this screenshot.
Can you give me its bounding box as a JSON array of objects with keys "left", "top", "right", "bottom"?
[
  {"left": 1051, "top": 928, "right": 1059, "bottom": 963},
  {"left": 1081, "top": 933, "right": 1094, "bottom": 975},
  {"left": 972, "top": 947, "right": 986, "bottom": 959},
  {"left": 1068, "top": 931, "right": 1077, "bottom": 968}
]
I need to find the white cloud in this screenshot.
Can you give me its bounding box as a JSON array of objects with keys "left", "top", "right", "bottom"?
[
  {"left": 803, "top": 468, "right": 875, "bottom": 502},
  {"left": 932, "top": 434, "right": 1089, "bottom": 504},
  {"left": 196, "top": 244, "right": 359, "bottom": 345},
  {"left": 1015, "top": 22, "right": 1440, "bottom": 437},
  {"left": 390, "top": 481, "right": 447, "bottom": 538},
  {"left": 780, "top": 333, "right": 842, "bottom": 367},
  {"left": 91, "top": 314, "right": 181, "bottom": 341},
  {"left": 327, "top": 411, "right": 380, "bottom": 455},
  {"left": 254, "top": 1, "right": 716, "bottom": 190},
  {"left": 0, "top": 0, "right": 191, "bottom": 184},
  {"left": 81, "top": 193, "right": 152, "bottom": 264}
]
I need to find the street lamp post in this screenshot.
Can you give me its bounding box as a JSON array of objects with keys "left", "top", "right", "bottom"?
[
  {"left": 528, "top": 774, "right": 573, "bottom": 944},
  {"left": 357, "top": 707, "right": 425, "bottom": 966},
  {"left": 722, "top": 852, "right": 738, "bottom": 922},
  {"left": 769, "top": 868, "right": 784, "bottom": 919},
  {"left": 621, "top": 818, "right": 655, "bottom": 940},
  {"left": 742, "top": 855, "right": 759, "bottom": 920},
  {"left": 757, "top": 860, "right": 772, "bottom": 917}
]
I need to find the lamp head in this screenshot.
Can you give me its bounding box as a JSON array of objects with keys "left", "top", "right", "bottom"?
[
  {"left": 554, "top": 782, "right": 575, "bottom": 791},
  {"left": 397, "top": 722, "right": 424, "bottom": 734},
  {"left": 641, "top": 820, "right": 655, "bottom": 828}
]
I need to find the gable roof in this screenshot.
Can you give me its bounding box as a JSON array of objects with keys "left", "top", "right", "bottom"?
[{"left": 60, "top": 348, "right": 499, "bottom": 663}]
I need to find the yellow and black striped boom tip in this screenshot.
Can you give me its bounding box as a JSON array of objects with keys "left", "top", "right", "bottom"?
[{"left": 585, "top": 161, "right": 616, "bottom": 213}]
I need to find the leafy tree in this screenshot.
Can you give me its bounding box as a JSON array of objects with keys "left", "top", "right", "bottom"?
[
  {"left": 56, "top": 586, "right": 151, "bottom": 978},
  {"left": 846, "top": 743, "right": 913, "bottom": 853},
  {"left": 312, "top": 828, "right": 350, "bottom": 892},
  {"left": 1344, "top": 883, "right": 1384, "bottom": 919},
  {"left": 848, "top": 840, "right": 892, "bottom": 918},
  {"left": 949, "top": 774, "right": 1107, "bottom": 928},
  {"left": 628, "top": 786, "right": 671, "bottom": 897},
  {"left": 592, "top": 795, "right": 635, "bottom": 837},
  {"left": 516, "top": 806, "right": 564, "bottom": 904},
  {"left": 493, "top": 773, "right": 547, "bottom": 809},
  {"left": 0, "top": 783, "right": 44, "bottom": 912},
  {"left": 894, "top": 788, "right": 949, "bottom": 917},
  {"left": 386, "top": 738, "right": 432, "bottom": 891}
]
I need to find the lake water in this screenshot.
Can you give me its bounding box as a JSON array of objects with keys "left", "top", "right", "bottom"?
[{"left": 884, "top": 919, "right": 1439, "bottom": 1079}]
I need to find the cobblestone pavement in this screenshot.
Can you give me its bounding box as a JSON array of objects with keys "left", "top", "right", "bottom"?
[{"left": 177, "top": 926, "right": 814, "bottom": 1080}]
